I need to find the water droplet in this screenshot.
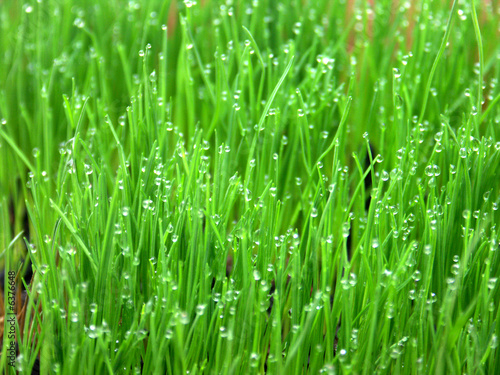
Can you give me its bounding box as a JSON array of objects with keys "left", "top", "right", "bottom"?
[
  {"left": 245, "top": 189, "right": 252, "bottom": 202},
  {"left": 410, "top": 270, "right": 420, "bottom": 282},
  {"left": 165, "top": 329, "right": 173, "bottom": 339},
  {"left": 74, "top": 18, "right": 85, "bottom": 28},
  {"left": 84, "top": 163, "right": 93, "bottom": 175},
  {"left": 311, "top": 207, "right": 318, "bottom": 218},
  {"left": 253, "top": 270, "right": 261, "bottom": 281},
  {"left": 28, "top": 243, "right": 37, "bottom": 254},
  {"left": 483, "top": 191, "right": 491, "bottom": 202},
  {"left": 122, "top": 246, "right": 131, "bottom": 257},
  {"left": 292, "top": 22, "right": 302, "bottom": 35},
  {"left": 490, "top": 334, "right": 498, "bottom": 349},
  {"left": 142, "top": 199, "right": 153, "bottom": 210},
  {"left": 424, "top": 244, "right": 432, "bottom": 255},
  {"left": 196, "top": 304, "right": 206, "bottom": 315},
  {"left": 249, "top": 352, "right": 260, "bottom": 368},
  {"left": 342, "top": 222, "right": 350, "bottom": 238},
  {"left": 446, "top": 277, "right": 456, "bottom": 290},
  {"left": 395, "top": 94, "right": 403, "bottom": 109},
  {"left": 178, "top": 311, "right": 189, "bottom": 325}
]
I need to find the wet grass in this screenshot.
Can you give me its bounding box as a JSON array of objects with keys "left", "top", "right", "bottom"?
[{"left": 0, "top": 0, "right": 499, "bottom": 373}]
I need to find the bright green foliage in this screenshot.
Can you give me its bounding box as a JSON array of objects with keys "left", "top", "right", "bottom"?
[{"left": 0, "top": 0, "right": 499, "bottom": 373}]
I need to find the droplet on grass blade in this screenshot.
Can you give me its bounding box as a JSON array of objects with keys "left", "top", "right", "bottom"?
[
  {"left": 463, "top": 210, "right": 471, "bottom": 220},
  {"left": 74, "top": 18, "right": 85, "bottom": 28}
]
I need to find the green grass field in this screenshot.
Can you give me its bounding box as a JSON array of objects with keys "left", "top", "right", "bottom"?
[{"left": 0, "top": 0, "right": 499, "bottom": 373}]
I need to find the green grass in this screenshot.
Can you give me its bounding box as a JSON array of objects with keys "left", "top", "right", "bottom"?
[{"left": 0, "top": 0, "right": 499, "bottom": 373}]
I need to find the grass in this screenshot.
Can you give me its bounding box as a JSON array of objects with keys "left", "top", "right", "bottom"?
[{"left": 0, "top": 0, "right": 499, "bottom": 373}]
